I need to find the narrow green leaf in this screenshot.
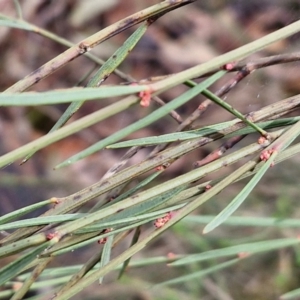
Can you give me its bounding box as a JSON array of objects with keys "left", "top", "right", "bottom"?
[
  {"left": 89, "top": 23, "right": 147, "bottom": 87},
  {"left": 269, "top": 120, "right": 300, "bottom": 153},
  {"left": 0, "top": 95, "right": 138, "bottom": 168},
  {"left": 226, "top": 117, "right": 300, "bottom": 138},
  {"left": 156, "top": 258, "right": 240, "bottom": 287},
  {"left": 0, "top": 242, "right": 50, "bottom": 286},
  {"left": 53, "top": 149, "right": 259, "bottom": 298},
  {"left": 1, "top": 133, "right": 265, "bottom": 244},
  {"left": 185, "top": 215, "right": 300, "bottom": 228},
  {"left": 10, "top": 257, "right": 53, "bottom": 300},
  {"left": 101, "top": 171, "right": 163, "bottom": 208},
  {"left": 0, "top": 199, "right": 54, "bottom": 225},
  {"left": 280, "top": 288, "right": 300, "bottom": 300},
  {"left": 0, "top": 254, "right": 186, "bottom": 297},
  {"left": 118, "top": 227, "right": 141, "bottom": 279},
  {"left": 0, "top": 86, "right": 145, "bottom": 106},
  {"left": 49, "top": 217, "right": 149, "bottom": 257},
  {"left": 5, "top": 0, "right": 195, "bottom": 93},
  {"left": 108, "top": 117, "right": 300, "bottom": 148},
  {"left": 171, "top": 238, "right": 300, "bottom": 266},
  {"left": 0, "top": 235, "right": 46, "bottom": 258},
  {"left": 2, "top": 205, "right": 175, "bottom": 260},
  {"left": 0, "top": 18, "right": 32, "bottom": 30},
  {"left": 50, "top": 188, "right": 226, "bottom": 298},
  {"left": 203, "top": 120, "right": 300, "bottom": 235},
  {"left": 0, "top": 290, "right": 13, "bottom": 298},
  {"left": 19, "top": 255, "right": 185, "bottom": 280},
  {"left": 98, "top": 235, "right": 114, "bottom": 284},
  {"left": 0, "top": 214, "right": 85, "bottom": 230},
  {"left": 56, "top": 182, "right": 186, "bottom": 237},
  {"left": 50, "top": 22, "right": 148, "bottom": 131},
  {"left": 108, "top": 120, "right": 237, "bottom": 148},
  {"left": 6, "top": 274, "right": 72, "bottom": 292},
  {"left": 46, "top": 204, "right": 185, "bottom": 257},
  {"left": 47, "top": 101, "right": 83, "bottom": 132},
  {"left": 56, "top": 71, "right": 226, "bottom": 168},
  {"left": 185, "top": 79, "right": 268, "bottom": 137},
  {"left": 203, "top": 151, "right": 277, "bottom": 234},
  {"left": 276, "top": 142, "right": 300, "bottom": 163},
  {"left": 75, "top": 204, "right": 184, "bottom": 234},
  {"left": 202, "top": 88, "right": 267, "bottom": 136},
  {"left": 50, "top": 135, "right": 260, "bottom": 242}
]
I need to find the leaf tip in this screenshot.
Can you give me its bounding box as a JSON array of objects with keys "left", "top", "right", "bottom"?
[
  {"left": 203, "top": 224, "right": 215, "bottom": 234},
  {"left": 54, "top": 159, "right": 71, "bottom": 169},
  {"left": 202, "top": 227, "right": 209, "bottom": 234}
]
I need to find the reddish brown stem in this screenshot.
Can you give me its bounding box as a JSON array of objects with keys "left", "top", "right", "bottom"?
[{"left": 194, "top": 135, "right": 246, "bottom": 168}]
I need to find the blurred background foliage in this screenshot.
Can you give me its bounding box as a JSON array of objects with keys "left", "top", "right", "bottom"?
[{"left": 1, "top": 0, "right": 300, "bottom": 299}]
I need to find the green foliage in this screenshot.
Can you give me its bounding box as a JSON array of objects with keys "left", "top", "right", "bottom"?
[{"left": 1, "top": 1, "right": 300, "bottom": 299}]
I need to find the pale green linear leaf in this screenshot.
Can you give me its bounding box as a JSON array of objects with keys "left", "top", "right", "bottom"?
[
  {"left": 108, "top": 117, "right": 300, "bottom": 148},
  {"left": 203, "top": 151, "right": 277, "bottom": 234},
  {"left": 203, "top": 120, "right": 300, "bottom": 233},
  {"left": 118, "top": 227, "right": 141, "bottom": 280},
  {"left": 49, "top": 217, "right": 151, "bottom": 257},
  {"left": 202, "top": 87, "right": 267, "bottom": 136},
  {"left": 53, "top": 147, "right": 259, "bottom": 297},
  {"left": 76, "top": 204, "right": 184, "bottom": 234},
  {"left": 155, "top": 258, "right": 240, "bottom": 287},
  {"left": 10, "top": 258, "right": 52, "bottom": 300},
  {"left": 51, "top": 22, "right": 148, "bottom": 131},
  {"left": 226, "top": 117, "right": 300, "bottom": 137},
  {"left": 171, "top": 238, "right": 300, "bottom": 266},
  {"left": 185, "top": 215, "right": 300, "bottom": 228},
  {"left": 98, "top": 235, "right": 114, "bottom": 284},
  {"left": 100, "top": 171, "right": 163, "bottom": 209},
  {"left": 44, "top": 204, "right": 184, "bottom": 257},
  {"left": 0, "top": 234, "right": 47, "bottom": 258},
  {"left": 185, "top": 80, "right": 268, "bottom": 136},
  {"left": 0, "top": 199, "right": 53, "bottom": 225},
  {"left": 0, "top": 18, "right": 32, "bottom": 30},
  {"left": 0, "top": 95, "right": 138, "bottom": 168},
  {"left": 9, "top": 275, "right": 72, "bottom": 292},
  {"left": 0, "top": 291, "right": 13, "bottom": 298},
  {"left": 0, "top": 86, "right": 145, "bottom": 106},
  {"left": 20, "top": 255, "right": 185, "bottom": 280},
  {"left": 52, "top": 137, "right": 265, "bottom": 241},
  {"left": 56, "top": 71, "right": 226, "bottom": 168},
  {"left": 108, "top": 120, "right": 236, "bottom": 148},
  {"left": 280, "top": 288, "right": 300, "bottom": 300},
  {"left": 0, "top": 214, "right": 85, "bottom": 230},
  {"left": 5, "top": 255, "right": 184, "bottom": 297},
  {"left": 0, "top": 242, "right": 50, "bottom": 286},
  {"left": 74, "top": 203, "right": 184, "bottom": 234},
  {"left": 57, "top": 182, "right": 186, "bottom": 237}
]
